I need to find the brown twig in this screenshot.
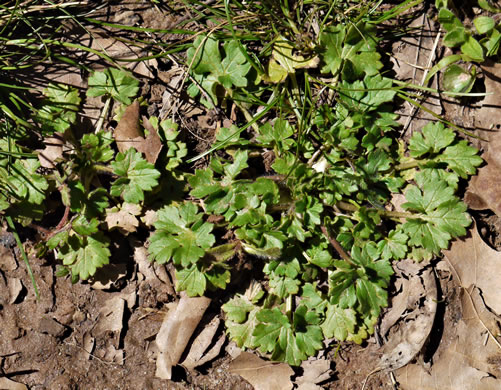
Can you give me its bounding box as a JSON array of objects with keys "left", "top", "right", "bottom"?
[{"left": 320, "top": 225, "right": 355, "bottom": 266}]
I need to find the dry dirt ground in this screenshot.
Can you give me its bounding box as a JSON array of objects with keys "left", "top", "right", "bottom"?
[{"left": 2, "top": 2, "right": 501, "bottom": 390}]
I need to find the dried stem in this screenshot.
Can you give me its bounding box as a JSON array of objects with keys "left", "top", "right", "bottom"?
[{"left": 320, "top": 225, "right": 356, "bottom": 267}]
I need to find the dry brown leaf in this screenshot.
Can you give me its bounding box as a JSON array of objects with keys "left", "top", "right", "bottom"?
[
  {"left": 391, "top": 13, "right": 442, "bottom": 132},
  {"left": 0, "top": 377, "right": 27, "bottom": 390},
  {"left": 395, "top": 224, "right": 501, "bottom": 389},
  {"left": 380, "top": 260, "right": 428, "bottom": 336},
  {"left": 474, "top": 61, "right": 501, "bottom": 132},
  {"left": 155, "top": 293, "right": 211, "bottom": 379},
  {"left": 380, "top": 265, "right": 437, "bottom": 371},
  {"left": 81, "top": 331, "right": 95, "bottom": 360},
  {"left": 142, "top": 209, "right": 158, "bottom": 227},
  {"left": 8, "top": 278, "right": 23, "bottom": 304},
  {"left": 113, "top": 102, "right": 163, "bottom": 163},
  {"left": 181, "top": 316, "right": 225, "bottom": 370},
  {"left": 114, "top": 100, "right": 141, "bottom": 153},
  {"left": 78, "top": 34, "right": 157, "bottom": 78},
  {"left": 90, "top": 263, "right": 127, "bottom": 290},
  {"left": 465, "top": 133, "right": 501, "bottom": 217},
  {"left": 105, "top": 203, "right": 141, "bottom": 234},
  {"left": 0, "top": 245, "right": 17, "bottom": 271},
  {"left": 37, "top": 133, "right": 64, "bottom": 169},
  {"left": 396, "top": 287, "right": 501, "bottom": 390},
  {"left": 92, "top": 296, "right": 125, "bottom": 348},
  {"left": 229, "top": 351, "right": 294, "bottom": 390},
  {"left": 295, "top": 358, "right": 332, "bottom": 390},
  {"left": 443, "top": 223, "right": 501, "bottom": 315},
  {"left": 141, "top": 115, "right": 164, "bottom": 164}
]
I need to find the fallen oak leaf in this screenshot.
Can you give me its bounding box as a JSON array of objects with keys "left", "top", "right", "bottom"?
[
  {"left": 92, "top": 296, "right": 125, "bottom": 350},
  {"left": 114, "top": 100, "right": 141, "bottom": 152},
  {"left": 443, "top": 221, "right": 501, "bottom": 315},
  {"left": 395, "top": 287, "right": 501, "bottom": 390},
  {"left": 464, "top": 131, "right": 500, "bottom": 216},
  {"left": 393, "top": 222, "right": 501, "bottom": 389}
]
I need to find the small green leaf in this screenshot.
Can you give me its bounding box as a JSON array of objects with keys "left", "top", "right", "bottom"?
[
  {"left": 176, "top": 264, "right": 206, "bottom": 296},
  {"left": 81, "top": 131, "right": 114, "bottom": 163},
  {"left": 478, "top": 0, "right": 501, "bottom": 12},
  {"left": 72, "top": 216, "right": 99, "bottom": 236},
  {"left": 378, "top": 230, "right": 408, "bottom": 261},
  {"left": 443, "top": 28, "right": 467, "bottom": 47},
  {"left": 409, "top": 122, "right": 455, "bottom": 157},
  {"left": 474, "top": 16, "right": 495, "bottom": 35},
  {"left": 148, "top": 202, "right": 216, "bottom": 295},
  {"left": 223, "top": 149, "right": 249, "bottom": 180},
  {"left": 36, "top": 83, "right": 81, "bottom": 132},
  {"left": 461, "top": 35, "right": 485, "bottom": 62},
  {"left": 321, "top": 303, "right": 357, "bottom": 340},
  {"left": 361, "top": 74, "right": 395, "bottom": 110},
  {"left": 58, "top": 233, "right": 110, "bottom": 280},
  {"left": 186, "top": 36, "right": 251, "bottom": 106},
  {"left": 483, "top": 28, "right": 501, "bottom": 56},
  {"left": 271, "top": 36, "right": 319, "bottom": 75},
  {"left": 439, "top": 141, "right": 483, "bottom": 178},
  {"left": 87, "top": 68, "right": 139, "bottom": 104},
  {"left": 320, "top": 25, "right": 345, "bottom": 75},
  {"left": 442, "top": 64, "right": 475, "bottom": 93},
  {"left": 224, "top": 296, "right": 260, "bottom": 348},
  {"left": 402, "top": 177, "right": 471, "bottom": 254},
  {"left": 111, "top": 148, "right": 160, "bottom": 203},
  {"left": 438, "top": 8, "right": 463, "bottom": 32}
]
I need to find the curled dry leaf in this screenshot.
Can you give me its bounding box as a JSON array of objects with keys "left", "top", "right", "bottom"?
[
  {"left": 380, "top": 264, "right": 437, "bottom": 371},
  {"left": 155, "top": 293, "right": 211, "bottom": 379},
  {"left": 229, "top": 351, "right": 294, "bottom": 390},
  {"left": 295, "top": 358, "right": 332, "bottom": 390},
  {"left": 113, "top": 101, "right": 163, "bottom": 164},
  {"left": 443, "top": 222, "right": 501, "bottom": 315},
  {"left": 8, "top": 278, "right": 23, "bottom": 304},
  {"left": 395, "top": 223, "right": 501, "bottom": 389},
  {"left": 464, "top": 133, "right": 501, "bottom": 216},
  {"left": 0, "top": 244, "right": 17, "bottom": 271},
  {"left": 37, "top": 133, "right": 64, "bottom": 169},
  {"left": 142, "top": 209, "right": 158, "bottom": 227},
  {"left": 132, "top": 242, "right": 175, "bottom": 295},
  {"left": 141, "top": 115, "right": 164, "bottom": 164},
  {"left": 396, "top": 288, "right": 501, "bottom": 390},
  {"left": 105, "top": 202, "right": 142, "bottom": 234},
  {"left": 380, "top": 260, "right": 428, "bottom": 337},
  {"left": 90, "top": 263, "right": 127, "bottom": 290},
  {"left": 80, "top": 331, "right": 95, "bottom": 360},
  {"left": 181, "top": 316, "right": 225, "bottom": 370}
]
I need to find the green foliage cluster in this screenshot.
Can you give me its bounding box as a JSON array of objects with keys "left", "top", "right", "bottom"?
[
  {"left": 432, "top": 0, "right": 501, "bottom": 92},
  {"left": 0, "top": 0, "right": 484, "bottom": 367}
]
